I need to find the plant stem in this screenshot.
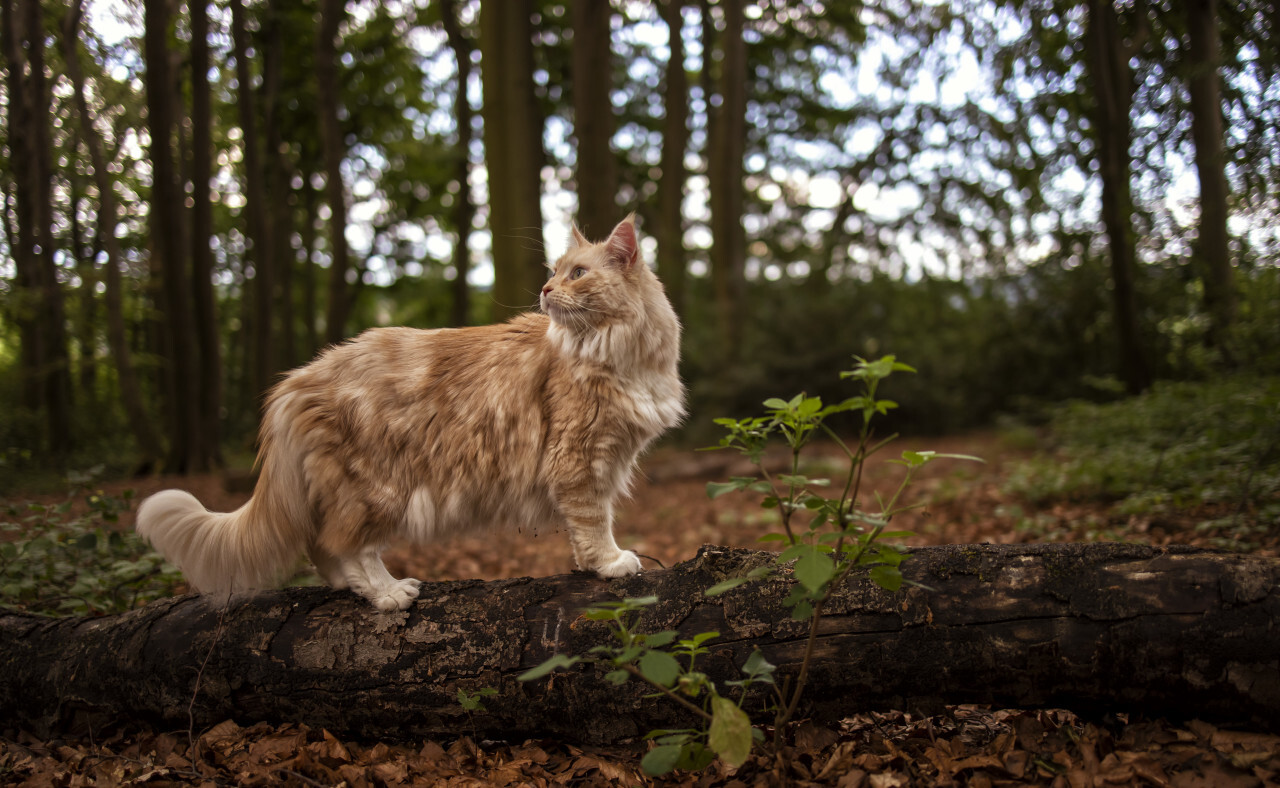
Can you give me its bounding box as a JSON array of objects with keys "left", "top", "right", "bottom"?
[{"left": 623, "top": 664, "right": 714, "bottom": 722}]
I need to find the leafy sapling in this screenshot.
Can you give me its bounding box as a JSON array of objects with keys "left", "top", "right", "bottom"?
[
  {"left": 519, "top": 356, "right": 978, "bottom": 775},
  {"left": 518, "top": 596, "right": 770, "bottom": 776},
  {"left": 705, "top": 355, "right": 980, "bottom": 739}
]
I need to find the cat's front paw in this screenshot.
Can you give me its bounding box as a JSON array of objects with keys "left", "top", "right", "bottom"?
[
  {"left": 594, "top": 550, "right": 643, "bottom": 579},
  {"left": 370, "top": 577, "right": 422, "bottom": 611}
]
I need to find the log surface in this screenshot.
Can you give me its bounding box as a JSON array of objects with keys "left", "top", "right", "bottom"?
[{"left": 2, "top": 543, "right": 1277, "bottom": 742}]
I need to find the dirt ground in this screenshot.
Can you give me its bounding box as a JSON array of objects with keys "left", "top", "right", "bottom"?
[{"left": 3, "top": 431, "right": 1279, "bottom": 786}]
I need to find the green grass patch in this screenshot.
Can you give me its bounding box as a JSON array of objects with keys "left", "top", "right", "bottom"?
[{"left": 1005, "top": 377, "right": 1280, "bottom": 541}]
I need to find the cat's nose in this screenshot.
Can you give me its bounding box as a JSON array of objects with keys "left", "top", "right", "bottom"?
[{"left": 541, "top": 284, "right": 553, "bottom": 295}]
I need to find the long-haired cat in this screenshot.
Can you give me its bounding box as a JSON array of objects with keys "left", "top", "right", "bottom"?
[{"left": 137, "top": 215, "right": 684, "bottom": 611}]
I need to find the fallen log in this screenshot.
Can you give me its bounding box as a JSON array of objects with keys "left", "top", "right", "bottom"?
[{"left": 2, "top": 543, "right": 1277, "bottom": 743}]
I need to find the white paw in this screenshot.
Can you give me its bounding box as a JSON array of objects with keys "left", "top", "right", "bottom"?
[
  {"left": 594, "top": 550, "right": 643, "bottom": 579},
  {"left": 370, "top": 577, "right": 422, "bottom": 612}
]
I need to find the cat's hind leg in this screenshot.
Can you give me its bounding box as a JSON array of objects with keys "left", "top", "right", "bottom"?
[
  {"left": 334, "top": 546, "right": 422, "bottom": 611},
  {"left": 307, "top": 542, "right": 349, "bottom": 590}
]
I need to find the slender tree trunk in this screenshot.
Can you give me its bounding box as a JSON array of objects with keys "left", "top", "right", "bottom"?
[
  {"left": 707, "top": 0, "right": 747, "bottom": 359},
  {"left": 68, "top": 166, "right": 99, "bottom": 402},
  {"left": 1084, "top": 0, "right": 1151, "bottom": 394},
  {"left": 1185, "top": 0, "right": 1236, "bottom": 363},
  {"left": 571, "top": 0, "right": 617, "bottom": 240},
  {"left": 189, "top": 0, "right": 222, "bottom": 466},
  {"left": 60, "top": 3, "right": 165, "bottom": 465},
  {"left": 230, "top": 0, "right": 277, "bottom": 398},
  {"left": 480, "top": 0, "right": 546, "bottom": 321},
  {"left": 441, "top": 0, "right": 475, "bottom": 328},
  {"left": 657, "top": 0, "right": 689, "bottom": 321},
  {"left": 317, "top": 0, "right": 354, "bottom": 343},
  {"left": 262, "top": 0, "right": 294, "bottom": 369},
  {"left": 3, "top": 0, "right": 73, "bottom": 458},
  {"left": 145, "top": 0, "right": 205, "bottom": 471},
  {"left": 300, "top": 182, "right": 320, "bottom": 358}
]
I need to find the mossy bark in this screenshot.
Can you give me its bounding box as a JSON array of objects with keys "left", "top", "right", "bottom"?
[{"left": 2, "top": 544, "right": 1277, "bottom": 743}]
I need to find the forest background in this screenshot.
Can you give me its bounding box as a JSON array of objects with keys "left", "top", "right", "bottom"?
[{"left": 1, "top": 0, "right": 1278, "bottom": 482}]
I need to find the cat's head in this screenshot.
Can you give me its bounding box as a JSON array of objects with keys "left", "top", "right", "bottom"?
[{"left": 539, "top": 214, "right": 654, "bottom": 331}]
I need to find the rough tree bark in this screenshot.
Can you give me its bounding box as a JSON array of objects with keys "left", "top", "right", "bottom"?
[
  {"left": 441, "top": 0, "right": 476, "bottom": 328},
  {"left": 571, "top": 0, "right": 618, "bottom": 241},
  {"left": 317, "top": 0, "right": 354, "bottom": 344},
  {"left": 480, "top": 0, "right": 546, "bottom": 322},
  {"left": 2, "top": 544, "right": 1276, "bottom": 743},
  {"left": 1084, "top": 0, "right": 1152, "bottom": 395},
  {"left": 656, "top": 0, "right": 689, "bottom": 321},
  {"left": 1185, "top": 0, "right": 1236, "bottom": 362}
]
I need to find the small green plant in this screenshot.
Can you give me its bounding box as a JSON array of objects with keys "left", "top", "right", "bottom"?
[
  {"left": 520, "top": 356, "right": 978, "bottom": 776},
  {"left": 518, "top": 596, "right": 771, "bottom": 775},
  {"left": 1004, "top": 377, "right": 1280, "bottom": 542},
  {"left": 456, "top": 685, "right": 499, "bottom": 739},
  {"left": 0, "top": 472, "right": 185, "bottom": 616}
]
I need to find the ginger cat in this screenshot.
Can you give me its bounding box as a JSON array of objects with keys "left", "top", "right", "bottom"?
[{"left": 137, "top": 215, "right": 684, "bottom": 611}]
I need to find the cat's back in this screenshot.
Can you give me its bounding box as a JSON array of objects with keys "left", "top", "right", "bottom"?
[{"left": 276, "top": 313, "right": 555, "bottom": 402}]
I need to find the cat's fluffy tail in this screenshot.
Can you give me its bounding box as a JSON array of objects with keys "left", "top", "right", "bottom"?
[{"left": 136, "top": 485, "right": 303, "bottom": 595}]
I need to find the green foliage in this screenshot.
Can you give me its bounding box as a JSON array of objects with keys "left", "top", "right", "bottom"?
[
  {"left": 521, "top": 357, "right": 977, "bottom": 776},
  {"left": 456, "top": 686, "right": 498, "bottom": 713},
  {"left": 1005, "top": 376, "right": 1280, "bottom": 543},
  {"left": 0, "top": 475, "right": 184, "bottom": 616}
]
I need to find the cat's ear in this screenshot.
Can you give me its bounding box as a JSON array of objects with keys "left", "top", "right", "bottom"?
[
  {"left": 568, "top": 223, "right": 590, "bottom": 250},
  {"left": 604, "top": 214, "right": 640, "bottom": 269}
]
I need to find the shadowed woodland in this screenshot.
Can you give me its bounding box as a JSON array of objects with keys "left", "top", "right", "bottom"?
[
  {"left": 3, "top": 0, "right": 1280, "bottom": 785},
  {"left": 1, "top": 0, "right": 1277, "bottom": 473}
]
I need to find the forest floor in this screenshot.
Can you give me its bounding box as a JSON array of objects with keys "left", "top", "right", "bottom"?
[{"left": 3, "top": 430, "right": 1279, "bottom": 786}]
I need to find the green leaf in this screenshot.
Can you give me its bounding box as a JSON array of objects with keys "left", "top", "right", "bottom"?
[
  {"left": 869, "top": 564, "right": 903, "bottom": 591},
  {"left": 742, "top": 649, "right": 776, "bottom": 682},
  {"left": 762, "top": 397, "right": 790, "bottom": 410},
  {"left": 642, "top": 743, "right": 685, "bottom": 776},
  {"left": 517, "top": 653, "right": 580, "bottom": 682},
  {"left": 604, "top": 669, "right": 631, "bottom": 685},
  {"left": 644, "top": 630, "right": 679, "bottom": 648},
  {"left": 679, "top": 741, "right": 716, "bottom": 771},
  {"left": 705, "top": 576, "right": 751, "bottom": 596},
  {"left": 790, "top": 599, "right": 814, "bottom": 621},
  {"left": 793, "top": 546, "right": 837, "bottom": 594},
  {"left": 708, "top": 696, "right": 753, "bottom": 768},
  {"left": 706, "top": 481, "right": 741, "bottom": 499},
  {"left": 638, "top": 649, "right": 682, "bottom": 688}
]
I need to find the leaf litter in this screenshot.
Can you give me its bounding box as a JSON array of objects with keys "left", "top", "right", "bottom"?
[{"left": 3, "top": 708, "right": 1278, "bottom": 786}]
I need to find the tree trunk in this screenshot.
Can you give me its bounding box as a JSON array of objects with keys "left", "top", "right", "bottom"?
[
  {"left": 1084, "top": 0, "right": 1151, "bottom": 395},
  {"left": 2, "top": 0, "right": 73, "bottom": 458},
  {"left": 1185, "top": 0, "right": 1236, "bottom": 363},
  {"left": 230, "top": 0, "right": 277, "bottom": 397},
  {"left": 262, "top": 0, "right": 295, "bottom": 369},
  {"left": 707, "top": 0, "right": 747, "bottom": 359},
  {"left": 657, "top": 0, "right": 689, "bottom": 321},
  {"left": 571, "top": 0, "right": 617, "bottom": 241},
  {"left": 3, "top": 544, "right": 1276, "bottom": 744},
  {"left": 145, "top": 0, "right": 206, "bottom": 472},
  {"left": 441, "top": 0, "right": 475, "bottom": 328},
  {"left": 58, "top": 0, "right": 164, "bottom": 466},
  {"left": 317, "top": 0, "right": 354, "bottom": 344},
  {"left": 189, "top": 0, "right": 222, "bottom": 467},
  {"left": 480, "top": 0, "right": 546, "bottom": 322}
]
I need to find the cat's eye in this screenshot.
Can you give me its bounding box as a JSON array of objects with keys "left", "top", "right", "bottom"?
[{"left": 569, "top": 267, "right": 587, "bottom": 280}]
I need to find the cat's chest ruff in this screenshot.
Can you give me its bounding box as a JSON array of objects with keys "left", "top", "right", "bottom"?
[{"left": 565, "top": 363, "right": 682, "bottom": 439}]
